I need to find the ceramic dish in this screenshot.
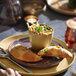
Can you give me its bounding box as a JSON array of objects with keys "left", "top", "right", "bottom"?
[
  {"left": 47, "top": 0, "right": 76, "bottom": 15},
  {"left": 0, "top": 34, "right": 75, "bottom": 76},
  {"left": 21, "top": 1, "right": 46, "bottom": 15},
  {"left": 8, "top": 37, "right": 63, "bottom": 68}
]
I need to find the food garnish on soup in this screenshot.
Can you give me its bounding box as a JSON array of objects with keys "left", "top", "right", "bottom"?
[{"left": 27, "top": 23, "right": 53, "bottom": 35}]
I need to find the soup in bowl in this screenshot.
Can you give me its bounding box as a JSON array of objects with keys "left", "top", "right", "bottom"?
[{"left": 27, "top": 23, "right": 54, "bottom": 51}]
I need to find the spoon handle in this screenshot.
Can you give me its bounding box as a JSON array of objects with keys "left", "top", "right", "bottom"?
[
  {"left": 0, "top": 47, "right": 33, "bottom": 73},
  {"left": 7, "top": 57, "right": 34, "bottom": 73}
]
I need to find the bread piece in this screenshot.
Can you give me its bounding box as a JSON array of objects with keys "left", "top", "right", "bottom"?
[
  {"left": 11, "top": 46, "right": 43, "bottom": 62},
  {"left": 38, "top": 46, "right": 73, "bottom": 58}
]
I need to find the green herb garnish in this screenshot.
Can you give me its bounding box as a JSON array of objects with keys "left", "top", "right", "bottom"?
[
  {"left": 44, "top": 48, "right": 47, "bottom": 51},
  {"left": 15, "top": 46, "right": 20, "bottom": 49},
  {"left": 38, "top": 26, "right": 43, "bottom": 32},
  {"left": 50, "top": 44, "right": 56, "bottom": 46},
  {"left": 44, "top": 49, "right": 48, "bottom": 53},
  {"left": 44, "top": 51, "right": 48, "bottom": 53},
  {"left": 35, "top": 26, "right": 43, "bottom": 32},
  {"left": 44, "top": 26, "right": 53, "bottom": 31},
  {"left": 35, "top": 27, "right": 39, "bottom": 31},
  {"left": 35, "top": 25, "right": 53, "bottom": 32}
]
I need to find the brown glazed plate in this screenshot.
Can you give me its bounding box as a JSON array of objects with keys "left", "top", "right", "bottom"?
[
  {"left": 8, "top": 37, "right": 63, "bottom": 68},
  {"left": 0, "top": 34, "right": 75, "bottom": 76},
  {"left": 47, "top": 0, "right": 76, "bottom": 15}
]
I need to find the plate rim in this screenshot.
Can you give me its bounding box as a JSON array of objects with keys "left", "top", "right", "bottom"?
[
  {"left": 47, "top": 0, "right": 76, "bottom": 15},
  {"left": 0, "top": 33, "right": 75, "bottom": 76}
]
